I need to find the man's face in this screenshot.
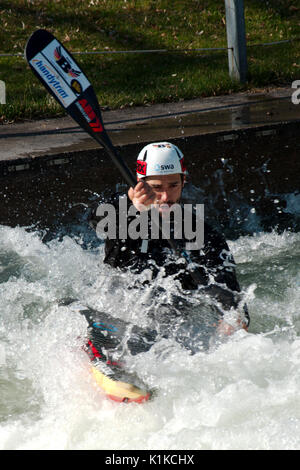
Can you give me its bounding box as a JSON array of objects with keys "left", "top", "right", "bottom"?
[{"left": 143, "top": 173, "right": 184, "bottom": 214}]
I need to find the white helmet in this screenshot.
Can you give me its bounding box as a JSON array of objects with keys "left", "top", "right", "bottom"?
[{"left": 136, "top": 142, "right": 186, "bottom": 178}]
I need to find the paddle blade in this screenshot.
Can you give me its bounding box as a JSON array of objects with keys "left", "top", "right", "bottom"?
[
  {"left": 25, "top": 29, "right": 136, "bottom": 187},
  {"left": 25, "top": 30, "right": 108, "bottom": 141}
]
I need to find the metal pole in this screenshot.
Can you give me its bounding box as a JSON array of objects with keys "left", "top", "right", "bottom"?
[
  {"left": 0, "top": 80, "right": 6, "bottom": 104},
  {"left": 225, "top": 0, "right": 248, "bottom": 83}
]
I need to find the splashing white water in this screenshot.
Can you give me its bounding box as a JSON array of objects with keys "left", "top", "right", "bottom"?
[{"left": 0, "top": 225, "right": 300, "bottom": 450}]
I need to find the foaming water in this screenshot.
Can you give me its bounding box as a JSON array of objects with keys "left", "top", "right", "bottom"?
[{"left": 0, "top": 225, "right": 300, "bottom": 450}]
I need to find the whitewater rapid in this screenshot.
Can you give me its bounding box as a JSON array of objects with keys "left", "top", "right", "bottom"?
[{"left": 0, "top": 225, "right": 300, "bottom": 450}]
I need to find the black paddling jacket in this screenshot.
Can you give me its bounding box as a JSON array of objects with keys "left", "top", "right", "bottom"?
[{"left": 88, "top": 194, "right": 249, "bottom": 326}]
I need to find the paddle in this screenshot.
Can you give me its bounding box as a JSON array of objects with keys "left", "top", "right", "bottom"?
[
  {"left": 25, "top": 29, "right": 136, "bottom": 187},
  {"left": 25, "top": 29, "right": 202, "bottom": 281}
]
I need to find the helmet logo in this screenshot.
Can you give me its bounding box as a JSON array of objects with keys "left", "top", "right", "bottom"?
[
  {"left": 154, "top": 163, "right": 175, "bottom": 172},
  {"left": 153, "top": 143, "right": 172, "bottom": 149},
  {"left": 136, "top": 160, "right": 147, "bottom": 175},
  {"left": 180, "top": 157, "right": 186, "bottom": 173}
]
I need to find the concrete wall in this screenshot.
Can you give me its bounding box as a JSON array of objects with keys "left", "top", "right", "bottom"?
[{"left": 0, "top": 120, "right": 299, "bottom": 238}]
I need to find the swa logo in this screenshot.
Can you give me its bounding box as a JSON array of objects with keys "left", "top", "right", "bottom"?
[{"left": 154, "top": 163, "right": 174, "bottom": 171}]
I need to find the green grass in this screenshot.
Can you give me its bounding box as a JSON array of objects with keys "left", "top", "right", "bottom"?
[{"left": 0, "top": 0, "right": 299, "bottom": 122}]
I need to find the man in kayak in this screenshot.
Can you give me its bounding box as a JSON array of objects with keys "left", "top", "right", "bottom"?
[
  {"left": 83, "top": 141, "right": 250, "bottom": 402},
  {"left": 89, "top": 142, "right": 249, "bottom": 337}
]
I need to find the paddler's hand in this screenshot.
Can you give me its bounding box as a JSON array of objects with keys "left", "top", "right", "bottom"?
[{"left": 128, "top": 181, "right": 156, "bottom": 211}]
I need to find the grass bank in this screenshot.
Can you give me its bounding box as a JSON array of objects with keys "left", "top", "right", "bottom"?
[{"left": 0, "top": 0, "right": 299, "bottom": 123}]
